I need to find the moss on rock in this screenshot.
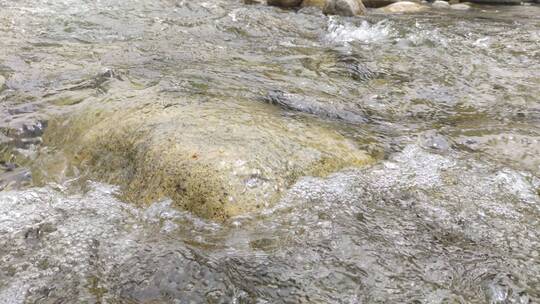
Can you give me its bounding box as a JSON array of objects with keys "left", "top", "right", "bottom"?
[{"left": 40, "top": 83, "right": 373, "bottom": 220}]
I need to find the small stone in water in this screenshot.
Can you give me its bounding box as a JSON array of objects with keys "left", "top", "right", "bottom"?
[{"left": 419, "top": 131, "right": 450, "bottom": 152}]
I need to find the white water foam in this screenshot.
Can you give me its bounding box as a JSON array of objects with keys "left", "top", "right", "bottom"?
[{"left": 324, "top": 17, "right": 393, "bottom": 44}]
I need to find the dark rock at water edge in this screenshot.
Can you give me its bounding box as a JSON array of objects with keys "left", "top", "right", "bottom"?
[
  {"left": 324, "top": 0, "right": 367, "bottom": 15},
  {"left": 268, "top": 0, "right": 303, "bottom": 7},
  {"left": 268, "top": 0, "right": 367, "bottom": 15},
  {"left": 466, "top": 0, "right": 521, "bottom": 4},
  {"left": 363, "top": 0, "right": 410, "bottom": 8}
]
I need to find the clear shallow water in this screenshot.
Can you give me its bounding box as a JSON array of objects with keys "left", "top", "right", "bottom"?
[
  {"left": 1, "top": 145, "right": 539, "bottom": 303},
  {"left": 0, "top": 0, "right": 539, "bottom": 303}
]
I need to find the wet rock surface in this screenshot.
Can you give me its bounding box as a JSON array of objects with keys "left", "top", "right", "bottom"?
[
  {"left": 302, "top": 0, "right": 329, "bottom": 8},
  {"left": 270, "top": 0, "right": 367, "bottom": 15},
  {"left": 432, "top": 0, "right": 451, "bottom": 8},
  {"left": 451, "top": 3, "right": 472, "bottom": 9},
  {"left": 39, "top": 81, "right": 372, "bottom": 221},
  {"left": 468, "top": 0, "right": 521, "bottom": 4},
  {"left": 378, "top": 1, "right": 430, "bottom": 13},
  {"left": 362, "top": 0, "right": 407, "bottom": 7},
  {"left": 324, "top": 0, "right": 367, "bottom": 16}
]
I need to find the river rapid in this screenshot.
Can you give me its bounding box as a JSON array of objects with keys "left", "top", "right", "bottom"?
[{"left": 0, "top": 0, "right": 539, "bottom": 303}]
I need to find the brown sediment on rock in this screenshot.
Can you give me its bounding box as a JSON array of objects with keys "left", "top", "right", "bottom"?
[{"left": 39, "top": 83, "right": 373, "bottom": 221}]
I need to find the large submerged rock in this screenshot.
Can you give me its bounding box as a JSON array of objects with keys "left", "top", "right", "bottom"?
[{"left": 38, "top": 81, "right": 372, "bottom": 221}]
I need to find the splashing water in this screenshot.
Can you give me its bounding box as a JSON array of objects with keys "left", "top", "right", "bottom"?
[
  {"left": 1, "top": 145, "right": 539, "bottom": 303},
  {"left": 325, "top": 17, "right": 394, "bottom": 44}
]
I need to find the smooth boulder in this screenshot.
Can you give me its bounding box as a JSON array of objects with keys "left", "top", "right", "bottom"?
[
  {"left": 379, "top": 1, "right": 429, "bottom": 12},
  {"left": 324, "top": 0, "right": 366, "bottom": 15},
  {"left": 39, "top": 81, "right": 373, "bottom": 221},
  {"left": 450, "top": 3, "right": 471, "bottom": 9},
  {"left": 432, "top": 0, "right": 451, "bottom": 8},
  {"left": 299, "top": 0, "right": 367, "bottom": 15}
]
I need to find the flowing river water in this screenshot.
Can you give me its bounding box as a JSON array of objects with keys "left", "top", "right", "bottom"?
[{"left": 1, "top": 0, "right": 540, "bottom": 303}]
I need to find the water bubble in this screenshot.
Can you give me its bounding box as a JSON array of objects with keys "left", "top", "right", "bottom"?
[{"left": 325, "top": 18, "right": 393, "bottom": 44}]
